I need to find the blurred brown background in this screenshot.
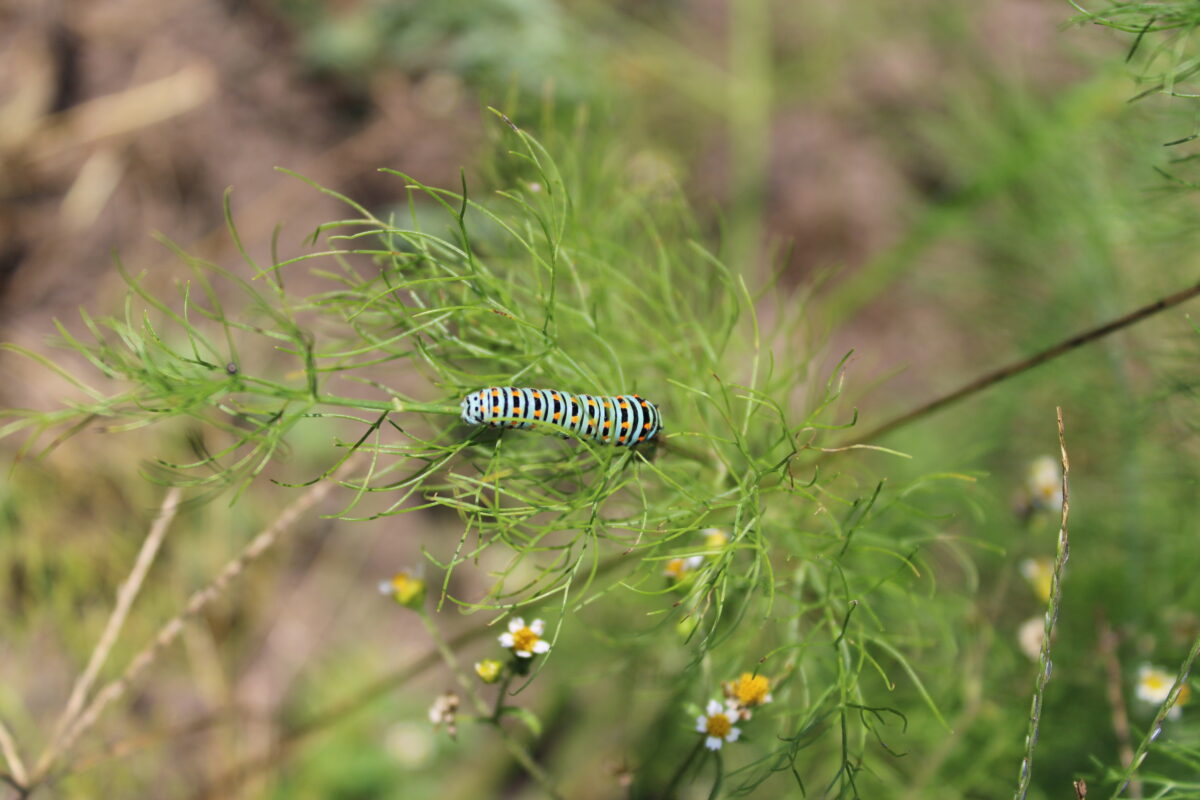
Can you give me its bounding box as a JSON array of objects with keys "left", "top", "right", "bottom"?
[{"left": 0, "top": 0, "right": 1089, "bottom": 352}]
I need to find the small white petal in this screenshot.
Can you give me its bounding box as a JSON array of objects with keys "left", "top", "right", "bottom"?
[
  {"left": 530, "top": 619, "right": 545, "bottom": 635},
  {"left": 696, "top": 716, "right": 709, "bottom": 733},
  {"left": 378, "top": 580, "right": 393, "bottom": 595},
  {"left": 705, "top": 736, "right": 722, "bottom": 750},
  {"left": 515, "top": 649, "right": 533, "bottom": 658},
  {"left": 727, "top": 727, "right": 741, "bottom": 743},
  {"left": 509, "top": 618, "right": 525, "bottom": 633},
  {"left": 532, "top": 639, "right": 550, "bottom": 654},
  {"left": 706, "top": 699, "right": 724, "bottom": 716},
  {"left": 499, "top": 633, "right": 515, "bottom": 647},
  {"left": 685, "top": 555, "right": 704, "bottom": 569}
]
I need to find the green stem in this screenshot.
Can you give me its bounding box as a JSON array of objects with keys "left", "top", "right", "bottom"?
[
  {"left": 417, "top": 610, "right": 563, "bottom": 800},
  {"left": 707, "top": 750, "right": 724, "bottom": 800},
  {"left": 496, "top": 731, "right": 562, "bottom": 800},
  {"left": 318, "top": 394, "right": 459, "bottom": 415},
  {"left": 220, "top": 383, "right": 460, "bottom": 415},
  {"left": 417, "top": 610, "right": 480, "bottom": 709},
  {"left": 491, "top": 669, "right": 516, "bottom": 722},
  {"left": 1013, "top": 409, "right": 1071, "bottom": 800},
  {"left": 662, "top": 737, "right": 706, "bottom": 799}
]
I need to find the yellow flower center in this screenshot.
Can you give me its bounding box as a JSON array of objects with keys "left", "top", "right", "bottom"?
[
  {"left": 389, "top": 572, "right": 425, "bottom": 605},
  {"left": 705, "top": 713, "right": 732, "bottom": 738},
  {"left": 1180, "top": 683, "right": 1193, "bottom": 706},
  {"left": 734, "top": 673, "right": 771, "bottom": 706},
  {"left": 512, "top": 627, "right": 540, "bottom": 652},
  {"left": 664, "top": 558, "right": 687, "bottom": 579},
  {"left": 1144, "top": 674, "right": 1167, "bottom": 693},
  {"left": 704, "top": 530, "right": 729, "bottom": 549}
]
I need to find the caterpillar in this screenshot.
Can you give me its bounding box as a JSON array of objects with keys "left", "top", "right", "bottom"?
[{"left": 460, "top": 387, "right": 662, "bottom": 446}]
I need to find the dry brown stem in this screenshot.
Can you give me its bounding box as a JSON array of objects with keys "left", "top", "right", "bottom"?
[
  {"left": 23, "top": 63, "right": 217, "bottom": 161},
  {"left": 1098, "top": 617, "right": 1142, "bottom": 799},
  {"left": 37, "top": 473, "right": 344, "bottom": 785},
  {"left": 852, "top": 282, "right": 1200, "bottom": 444},
  {"left": 0, "top": 719, "right": 28, "bottom": 790},
  {"left": 37, "top": 487, "right": 183, "bottom": 776}
]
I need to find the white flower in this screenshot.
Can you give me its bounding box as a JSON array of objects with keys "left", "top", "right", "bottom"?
[
  {"left": 1137, "top": 664, "right": 1191, "bottom": 719},
  {"left": 664, "top": 555, "right": 704, "bottom": 581},
  {"left": 1018, "top": 616, "right": 1045, "bottom": 662},
  {"left": 1027, "top": 456, "right": 1063, "bottom": 512},
  {"left": 694, "top": 699, "right": 741, "bottom": 750},
  {"left": 726, "top": 673, "right": 773, "bottom": 711},
  {"left": 1019, "top": 558, "right": 1054, "bottom": 604},
  {"left": 498, "top": 617, "right": 551, "bottom": 658},
  {"left": 377, "top": 568, "right": 426, "bottom": 608},
  {"left": 1136, "top": 664, "right": 1173, "bottom": 703},
  {"left": 702, "top": 528, "right": 729, "bottom": 549}
]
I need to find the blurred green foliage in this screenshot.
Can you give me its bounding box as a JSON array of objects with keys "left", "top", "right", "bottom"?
[
  {"left": 284, "top": 0, "right": 599, "bottom": 102},
  {"left": 6, "top": 2, "right": 1200, "bottom": 799}
]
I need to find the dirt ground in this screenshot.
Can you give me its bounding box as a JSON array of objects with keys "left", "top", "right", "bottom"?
[{"left": 0, "top": 0, "right": 479, "bottom": 352}]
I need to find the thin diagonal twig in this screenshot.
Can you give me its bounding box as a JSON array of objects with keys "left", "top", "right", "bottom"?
[
  {"left": 853, "top": 281, "right": 1200, "bottom": 444},
  {"left": 38, "top": 487, "right": 183, "bottom": 776},
  {"left": 1013, "top": 407, "right": 1071, "bottom": 800},
  {"left": 37, "top": 471, "right": 347, "bottom": 784},
  {"left": 0, "top": 718, "right": 28, "bottom": 789},
  {"left": 1097, "top": 615, "right": 1141, "bottom": 799},
  {"left": 191, "top": 647, "right": 453, "bottom": 800}
]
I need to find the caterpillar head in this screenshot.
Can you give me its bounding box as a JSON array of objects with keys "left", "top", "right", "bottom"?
[{"left": 460, "top": 392, "right": 480, "bottom": 424}]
